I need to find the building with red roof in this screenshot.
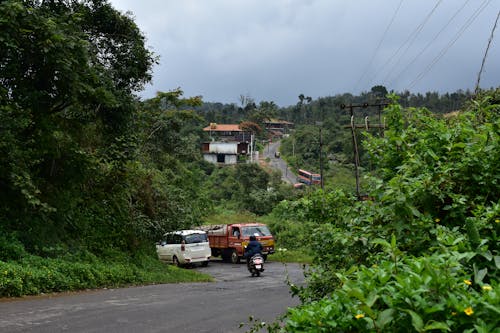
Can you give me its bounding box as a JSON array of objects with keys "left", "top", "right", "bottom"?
[{"left": 201, "top": 123, "right": 256, "bottom": 164}]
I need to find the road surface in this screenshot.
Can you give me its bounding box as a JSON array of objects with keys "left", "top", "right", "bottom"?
[
  {"left": 262, "top": 141, "right": 296, "bottom": 184},
  {"left": 0, "top": 259, "right": 305, "bottom": 333}
]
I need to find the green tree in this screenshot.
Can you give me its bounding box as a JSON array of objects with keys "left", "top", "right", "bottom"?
[
  {"left": 370, "top": 85, "right": 388, "bottom": 97},
  {"left": 0, "top": 0, "right": 155, "bottom": 250}
]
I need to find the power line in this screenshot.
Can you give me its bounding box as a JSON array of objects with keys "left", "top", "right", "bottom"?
[
  {"left": 353, "top": 0, "right": 404, "bottom": 92},
  {"left": 408, "top": 0, "right": 492, "bottom": 90},
  {"left": 381, "top": 0, "right": 443, "bottom": 84},
  {"left": 475, "top": 10, "right": 500, "bottom": 93},
  {"left": 389, "top": 0, "right": 471, "bottom": 87},
  {"left": 364, "top": 1, "right": 443, "bottom": 90}
]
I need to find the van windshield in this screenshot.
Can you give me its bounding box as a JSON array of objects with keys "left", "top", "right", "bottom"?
[
  {"left": 241, "top": 226, "right": 272, "bottom": 237},
  {"left": 184, "top": 233, "right": 208, "bottom": 244}
]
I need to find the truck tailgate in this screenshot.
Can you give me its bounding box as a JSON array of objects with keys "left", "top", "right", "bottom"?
[{"left": 208, "top": 235, "right": 229, "bottom": 248}]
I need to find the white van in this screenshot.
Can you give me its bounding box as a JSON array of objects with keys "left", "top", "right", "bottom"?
[{"left": 156, "top": 230, "right": 211, "bottom": 267}]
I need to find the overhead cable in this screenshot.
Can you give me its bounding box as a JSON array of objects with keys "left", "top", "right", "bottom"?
[
  {"left": 408, "top": 0, "right": 492, "bottom": 90},
  {"left": 389, "top": 0, "right": 471, "bottom": 87},
  {"left": 381, "top": 0, "right": 443, "bottom": 84},
  {"left": 475, "top": 10, "right": 500, "bottom": 93},
  {"left": 353, "top": 0, "right": 404, "bottom": 92},
  {"left": 365, "top": 1, "right": 443, "bottom": 90}
]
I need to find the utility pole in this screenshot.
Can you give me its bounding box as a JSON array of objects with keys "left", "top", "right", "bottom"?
[
  {"left": 316, "top": 121, "right": 324, "bottom": 189},
  {"left": 341, "top": 102, "right": 388, "bottom": 199}
]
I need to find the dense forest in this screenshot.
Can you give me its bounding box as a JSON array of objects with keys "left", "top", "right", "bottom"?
[{"left": 1, "top": 1, "right": 499, "bottom": 331}]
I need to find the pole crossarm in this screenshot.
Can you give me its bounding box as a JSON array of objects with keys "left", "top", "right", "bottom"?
[{"left": 342, "top": 101, "right": 388, "bottom": 199}]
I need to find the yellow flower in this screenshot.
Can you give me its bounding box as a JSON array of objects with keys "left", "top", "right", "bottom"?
[
  {"left": 464, "top": 279, "right": 472, "bottom": 285},
  {"left": 495, "top": 219, "right": 500, "bottom": 223},
  {"left": 451, "top": 312, "right": 457, "bottom": 316},
  {"left": 464, "top": 307, "right": 474, "bottom": 316},
  {"left": 482, "top": 285, "right": 492, "bottom": 291},
  {"left": 355, "top": 314, "right": 365, "bottom": 319},
  {"left": 435, "top": 218, "right": 440, "bottom": 223}
]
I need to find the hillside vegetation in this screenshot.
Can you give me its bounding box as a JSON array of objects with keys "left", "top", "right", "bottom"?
[{"left": 262, "top": 91, "right": 500, "bottom": 332}]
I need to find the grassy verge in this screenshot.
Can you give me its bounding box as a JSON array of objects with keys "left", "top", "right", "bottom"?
[
  {"left": 268, "top": 248, "right": 313, "bottom": 264},
  {"left": 202, "top": 209, "right": 258, "bottom": 225},
  {"left": 0, "top": 253, "right": 213, "bottom": 298}
]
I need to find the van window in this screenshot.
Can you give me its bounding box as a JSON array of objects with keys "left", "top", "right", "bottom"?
[
  {"left": 173, "top": 234, "right": 183, "bottom": 244},
  {"left": 166, "top": 234, "right": 174, "bottom": 244},
  {"left": 166, "top": 234, "right": 183, "bottom": 244},
  {"left": 184, "top": 233, "right": 208, "bottom": 244}
]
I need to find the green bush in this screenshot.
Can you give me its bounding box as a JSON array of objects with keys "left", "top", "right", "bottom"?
[
  {"left": 280, "top": 250, "right": 499, "bottom": 332},
  {"left": 266, "top": 90, "right": 500, "bottom": 332},
  {"left": 0, "top": 253, "right": 212, "bottom": 297},
  {"left": 0, "top": 232, "right": 27, "bottom": 261}
]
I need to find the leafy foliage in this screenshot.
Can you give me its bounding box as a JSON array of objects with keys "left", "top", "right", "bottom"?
[
  {"left": 0, "top": 0, "right": 155, "bottom": 249},
  {"left": 0, "top": 253, "right": 212, "bottom": 297},
  {"left": 266, "top": 90, "right": 500, "bottom": 332},
  {"left": 282, "top": 250, "right": 499, "bottom": 333}
]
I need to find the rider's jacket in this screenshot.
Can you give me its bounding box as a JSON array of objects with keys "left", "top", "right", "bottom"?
[{"left": 245, "top": 240, "right": 262, "bottom": 258}]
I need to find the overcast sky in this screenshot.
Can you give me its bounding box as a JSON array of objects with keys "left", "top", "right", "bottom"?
[{"left": 109, "top": 0, "right": 499, "bottom": 107}]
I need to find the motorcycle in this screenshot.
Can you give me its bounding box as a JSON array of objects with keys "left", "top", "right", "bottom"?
[{"left": 248, "top": 253, "right": 265, "bottom": 277}]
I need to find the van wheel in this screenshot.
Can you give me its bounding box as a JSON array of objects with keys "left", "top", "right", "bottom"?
[
  {"left": 172, "top": 256, "right": 181, "bottom": 267},
  {"left": 230, "top": 250, "right": 240, "bottom": 264},
  {"left": 201, "top": 261, "right": 209, "bottom": 267}
]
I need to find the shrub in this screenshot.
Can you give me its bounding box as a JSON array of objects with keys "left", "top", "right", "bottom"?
[
  {"left": 0, "top": 233, "right": 27, "bottom": 261},
  {"left": 0, "top": 253, "right": 212, "bottom": 297},
  {"left": 280, "top": 250, "right": 499, "bottom": 333},
  {"left": 269, "top": 91, "right": 500, "bottom": 331}
]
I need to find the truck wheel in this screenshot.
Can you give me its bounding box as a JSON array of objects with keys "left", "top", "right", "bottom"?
[{"left": 230, "top": 250, "right": 240, "bottom": 264}]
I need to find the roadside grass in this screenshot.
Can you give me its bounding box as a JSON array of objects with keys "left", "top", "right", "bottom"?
[
  {"left": 268, "top": 248, "right": 313, "bottom": 264},
  {"left": 0, "top": 253, "right": 213, "bottom": 298},
  {"left": 202, "top": 209, "right": 258, "bottom": 225}
]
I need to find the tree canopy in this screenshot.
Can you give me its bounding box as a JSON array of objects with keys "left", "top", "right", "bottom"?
[{"left": 0, "top": 0, "right": 156, "bottom": 250}]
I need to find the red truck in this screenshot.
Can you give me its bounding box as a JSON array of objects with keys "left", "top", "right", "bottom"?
[{"left": 201, "top": 223, "right": 275, "bottom": 264}]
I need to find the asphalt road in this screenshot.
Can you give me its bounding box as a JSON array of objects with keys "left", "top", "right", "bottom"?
[
  {"left": 0, "top": 259, "right": 305, "bottom": 333},
  {"left": 262, "top": 141, "right": 297, "bottom": 185}
]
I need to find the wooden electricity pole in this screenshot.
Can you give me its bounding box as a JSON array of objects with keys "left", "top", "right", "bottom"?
[{"left": 341, "top": 102, "right": 388, "bottom": 199}]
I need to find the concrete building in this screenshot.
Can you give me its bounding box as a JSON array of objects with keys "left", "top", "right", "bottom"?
[{"left": 201, "top": 123, "right": 256, "bottom": 164}]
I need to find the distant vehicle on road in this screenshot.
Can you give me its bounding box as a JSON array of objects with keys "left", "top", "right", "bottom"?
[
  {"left": 274, "top": 151, "right": 280, "bottom": 158},
  {"left": 297, "top": 169, "right": 321, "bottom": 185}
]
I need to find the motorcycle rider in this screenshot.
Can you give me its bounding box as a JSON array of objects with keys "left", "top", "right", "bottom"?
[{"left": 244, "top": 235, "right": 263, "bottom": 268}]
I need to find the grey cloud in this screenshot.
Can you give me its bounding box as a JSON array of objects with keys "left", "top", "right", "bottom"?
[{"left": 111, "top": 0, "right": 500, "bottom": 106}]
